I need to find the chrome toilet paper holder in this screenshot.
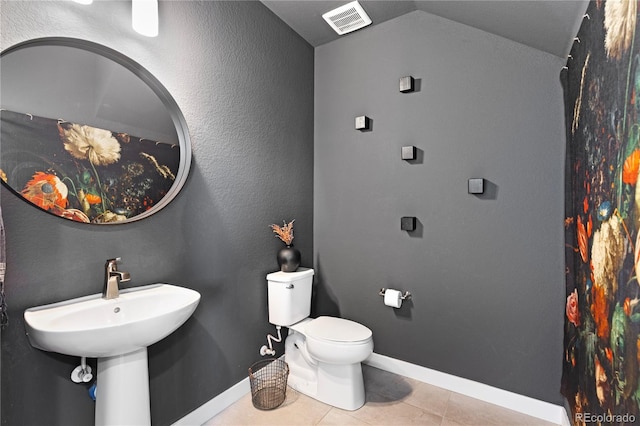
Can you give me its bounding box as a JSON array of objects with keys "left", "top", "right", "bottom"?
[{"left": 378, "top": 288, "right": 412, "bottom": 300}]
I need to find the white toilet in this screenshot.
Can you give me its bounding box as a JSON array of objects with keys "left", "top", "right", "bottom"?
[{"left": 267, "top": 268, "right": 373, "bottom": 411}]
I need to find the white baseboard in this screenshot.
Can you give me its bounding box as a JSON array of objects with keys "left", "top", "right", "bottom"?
[
  {"left": 171, "top": 377, "right": 250, "bottom": 426},
  {"left": 172, "top": 352, "right": 571, "bottom": 426},
  {"left": 365, "top": 353, "right": 570, "bottom": 425}
]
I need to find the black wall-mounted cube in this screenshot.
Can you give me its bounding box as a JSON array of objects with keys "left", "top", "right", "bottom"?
[
  {"left": 399, "top": 76, "right": 415, "bottom": 93},
  {"left": 468, "top": 178, "right": 485, "bottom": 194},
  {"left": 401, "top": 216, "right": 417, "bottom": 231},
  {"left": 402, "top": 146, "right": 417, "bottom": 160},
  {"left": 355, "top": 115, "right": 370, "bottom": 131}
]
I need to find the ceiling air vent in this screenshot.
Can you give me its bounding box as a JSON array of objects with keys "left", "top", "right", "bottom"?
[{"left": 322, "top": 1, "right": 372, "bottom": 36}]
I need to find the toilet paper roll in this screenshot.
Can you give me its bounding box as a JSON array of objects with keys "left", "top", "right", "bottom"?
[{"left": 384, "top": 289, "right": 402, "bottom": 308}]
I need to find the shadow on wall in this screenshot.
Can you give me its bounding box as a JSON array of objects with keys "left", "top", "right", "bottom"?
[
  {"left": 412, "top": 78, "right": 422, "bottom": 93},
  {"left": 471, "top": 179, "right": 499, "bottom": 201},
  {"left": 393, "top": 297, "right": 413, "bottom": 320},
  {"left": 311, "top": 257, "right": 340, "bottom": 318},
  {"left": 405, "top": 147, "right": 425, "bottom": 165},
  {"left": 406, "top": 218, "right": 424, "bottom": 239}
]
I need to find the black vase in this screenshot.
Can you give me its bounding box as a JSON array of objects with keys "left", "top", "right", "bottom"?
[{"left": 277, "top": 246, "right": 301, "bottom": 272}]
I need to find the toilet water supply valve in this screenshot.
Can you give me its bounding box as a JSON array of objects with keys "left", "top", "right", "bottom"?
[
  {"left": 260, "top": 325, "right": 282, "bottom": 356},
  {"left": 71, "top": 356, "right": 93, "bottom": 383}
]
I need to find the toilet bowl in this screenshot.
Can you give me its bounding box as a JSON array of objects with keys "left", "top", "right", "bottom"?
[
  {"left": 304, "top": 316, "right": 373, "bottom": 364},
  {"left": 266, "top": 269, "right": 374, "bottom": 410},
  {"left": 285, "top": 317, "right": 373, "bottom": 410}
]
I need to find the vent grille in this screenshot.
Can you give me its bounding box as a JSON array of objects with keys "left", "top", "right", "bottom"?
[{"left": 322, "top": 1, "right": 372, "bottom": 35}]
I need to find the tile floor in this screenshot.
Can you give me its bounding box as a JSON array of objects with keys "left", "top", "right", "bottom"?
[{"left": 205, "top": 365, "right": 560, "bottom": 425}]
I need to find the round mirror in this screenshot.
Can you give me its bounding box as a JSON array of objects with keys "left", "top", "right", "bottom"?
[{"left": 0, "top": 37, "right": 191, "bottom": 224}]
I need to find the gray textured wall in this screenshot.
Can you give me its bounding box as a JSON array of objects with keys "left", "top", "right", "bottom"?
[
  {"left": 314, "top": 11, "right": 567, "bottom": 404},
  {"left": 0, "top": 1, "right": 313, "bottom": 425}
]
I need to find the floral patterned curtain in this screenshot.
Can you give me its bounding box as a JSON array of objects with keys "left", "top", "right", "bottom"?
[
  {"left": 562, "top": 1, "right": 640, "bottom": 423},
  {"left": 0, "top": 204, "right": 6, "bottom": 327},
  {"left": 0, "top": 110, "right": 180, "bottom": 224}
]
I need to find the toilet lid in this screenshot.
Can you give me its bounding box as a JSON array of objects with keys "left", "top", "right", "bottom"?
[{"left": 306, "top": 316, "right": 372, "bottom": 343}]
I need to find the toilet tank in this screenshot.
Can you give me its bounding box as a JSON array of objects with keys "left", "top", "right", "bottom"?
[{"left": 267, "top": 268, "right": 314, "bottom": 326}]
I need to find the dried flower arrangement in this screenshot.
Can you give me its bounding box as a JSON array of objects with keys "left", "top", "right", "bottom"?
[{"left": 270, "top": 219, "right": 295, "bottom": 246}]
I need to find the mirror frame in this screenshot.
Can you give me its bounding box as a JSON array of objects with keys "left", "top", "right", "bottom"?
[{"left": 0, "top": 37, "right": 192, "bottom": 224}]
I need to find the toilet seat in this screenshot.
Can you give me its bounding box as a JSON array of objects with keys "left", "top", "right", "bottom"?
[{"left": 306, "top": 316, "right": 372, "bottom": 344}]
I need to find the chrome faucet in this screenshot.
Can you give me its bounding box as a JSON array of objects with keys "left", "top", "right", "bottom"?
[{"left": 103, "top": 258, "right": 130, "bottom": 300}]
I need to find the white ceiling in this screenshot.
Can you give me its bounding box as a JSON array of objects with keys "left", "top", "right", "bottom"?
[{"left": 261, "top": 0, "right": 590, "bottom": 59}]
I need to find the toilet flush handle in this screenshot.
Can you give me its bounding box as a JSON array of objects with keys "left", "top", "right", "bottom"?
[{"left": 286, "top": 284, "right": 294, "bottom": 289}]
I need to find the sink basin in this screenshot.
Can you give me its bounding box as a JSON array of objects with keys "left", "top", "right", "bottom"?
[
  {"left": 24, "top": 283, "right": 200, "bottom": 358},
  {"left": 24, "top": 282, "right": 200, "bottom": 425}
]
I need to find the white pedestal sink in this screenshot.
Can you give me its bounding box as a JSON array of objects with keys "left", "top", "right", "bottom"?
[{"left": 24, "top": 284, "right": 200, "bottom": 426}]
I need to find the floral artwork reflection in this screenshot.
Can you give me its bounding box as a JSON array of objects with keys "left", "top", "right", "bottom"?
[
  {"left": 562, "top": 1, "right": 640, "bottom": 423},
  {"left": 0, "top": 110, "right": 179, "bottom": 223}
]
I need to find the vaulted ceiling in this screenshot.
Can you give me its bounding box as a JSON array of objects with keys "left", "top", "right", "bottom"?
[{"left": 261, "top": 0, "right": 589, "bottom": 59}]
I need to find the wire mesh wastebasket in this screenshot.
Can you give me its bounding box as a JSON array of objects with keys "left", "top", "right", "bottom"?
[{"left": 248, "top": 358, "right": 289, "bottom": 410}]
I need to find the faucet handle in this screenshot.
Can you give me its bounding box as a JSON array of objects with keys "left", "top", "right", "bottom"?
[{"left": 105, "top": 258, "right": 122, "bottom": 272}]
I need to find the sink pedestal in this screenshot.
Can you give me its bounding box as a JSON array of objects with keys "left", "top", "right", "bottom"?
[{"left": 96, "top": 348, "right": 151, "bottom": 426}]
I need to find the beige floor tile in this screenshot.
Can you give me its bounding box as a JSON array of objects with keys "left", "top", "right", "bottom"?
[
  {"left": 204, "top": 368, "right": 557, "bottom": 426},
  {"left": 363, "top": 365, "right": 415, "bottom": 402},
  {"left": 205, "top": 387, "right": 331, "bottom": 426},
  {"left": 443, "top": 393, "right": 557, "bottom": 426},
  {"left": 363, "top": 365, "right": 451, "bottom": 417},
  {"left": 316, "top": 408, "right": 371, "bottom": 425},
  {"left": 348, "top": 391, "right": 443, "bottom": 425},
  {"left": 403, "top": 381, "right": 452, "bottom": 416},
  {"left": 441, "top": 418, "right": 557, "bottom": 426}
]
